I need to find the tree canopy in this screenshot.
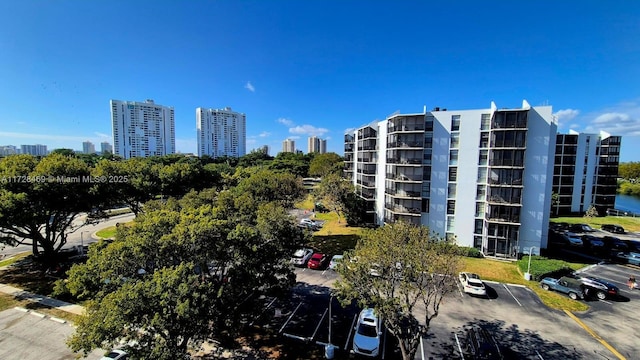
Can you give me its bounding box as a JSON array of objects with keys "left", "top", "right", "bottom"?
[
  {"left": 59, "top": 181, "right": 306, "bottom": 359},
  {"left": 334, "top": 222, "right": 461, "bottom": 360},
  {"left": 308, "top": 152, "right": 343, "bottom": 177}
]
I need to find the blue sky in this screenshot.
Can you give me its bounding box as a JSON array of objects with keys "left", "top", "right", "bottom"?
[{"left": 1, "top": 1, "right": 639, "bottom": 159}]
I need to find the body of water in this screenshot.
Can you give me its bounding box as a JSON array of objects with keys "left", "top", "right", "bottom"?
[{"left": 615, "top": 194, "right": 640, "bottom": 214}]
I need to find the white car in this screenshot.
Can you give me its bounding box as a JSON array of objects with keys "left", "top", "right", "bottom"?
[
  {"left": 329, "top": 255, "right": 343, "bottom": 270},
  {"left": 459, "top": 272, "right": 487, "bottom": 296},
  {"left": 300, "top": 218, "right": 317, "bottom": 226},
  {"left": 352, "top": 308, "right": 381, "bottom": 357},
  {"left": 290, "top": 248, "right": 314, "bottom": 267},
  {"left": 561, "top": 232, "right": 583, "bottom": 247},
  {"left": 100, "top": 349, "right": 128, "bottom": 360}
]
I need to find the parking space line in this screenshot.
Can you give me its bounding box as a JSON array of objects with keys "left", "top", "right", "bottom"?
[
  {"left": 344, "top": 314, "right": 358, "bottom": 350},
  {"left": 502, "top": 284, "right": 522, "bottom": 306},
  {"left": 279, "top": 301, "right": 302, "bottom": 334},
  {"left": 311, "top": 308, "right": 328, "bottom": 341},
  {"left": 249, "top": 297, "right": 277, "bottom": 326},
  {"left": 535, "top": 349, "right": 544, "bottom": 359},
  {"left": 563, "top": 310, "right": 627, "bottom": 360},
  {"left": 598, "top": 299, "right": 613, "bottom": 305},
  {"left": 454, "top": 333, "right": 465, "bottom": 360},
  {"left": 420, "top": 336, "right": 425, "bottom": 360}
]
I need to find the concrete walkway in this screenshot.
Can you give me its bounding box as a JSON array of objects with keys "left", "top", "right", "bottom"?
[{"left": 0, "top": 283, "right": 85, "bottom": 316}]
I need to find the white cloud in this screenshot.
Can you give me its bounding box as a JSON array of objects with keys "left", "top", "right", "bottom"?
[
  {"left": 325, "top": 136, "right": 332, "bottom": 141},
  {"left": 288, "top": 136, "right": 301, "bottom": 140},
  {"left": 259, "top": 131, "right": 271, "bottom": 137},
  {"left": 569, "top": 123, "right": 580, "bottom": 129},
  {"left": 553, "top": 109, "right": 579, "bottom": 126},
  {"left": 583, "top": 99, "right": 640, "bottom": 136},
  {"left": 94, "top": 132, "right": 111, "bottom": 139},
  {"left": 289, "top": 125, "right": 329, "bottom": 137},
  {"left": 277, "top": 118, "right": 294, "bottom": 127},
  {"left": 244, "top": 81, "right": 255, "bottom": 92},
  {"left": 344, "top": 127, "right": 355, "bottom": 134}
]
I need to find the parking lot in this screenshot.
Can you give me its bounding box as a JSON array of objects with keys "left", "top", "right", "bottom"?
[
  {"left": 286, "top": 263, "right": 637, "bottom": 360},
  {"left": 0, "top": 307, "right": 105, "bottom": 360}
]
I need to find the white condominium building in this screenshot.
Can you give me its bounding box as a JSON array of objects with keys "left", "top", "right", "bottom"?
[
  {"left": 308, "top": 136, "right": 327, "bottom": 154},
  {"left": 345, "top": 100, "right": 557, "bottom": 258},
  {"left": 20, "top": 144, "right": 48, "bottom": 156},
  {"left": 82, "top": 141, "right": 95, "bottom": 154},
  {"left": 196, "top": 107, "right": 246, "bottom": 158},
  {"left": 282, "top": 139, "right": 296, "bottom": 153},
  {"left": 111, "top": 99, "right": 175, "bottom": 159}
]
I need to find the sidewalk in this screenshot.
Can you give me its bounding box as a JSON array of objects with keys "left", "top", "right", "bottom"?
[{"left": 0, "top": 283, "right": 85, "bottom": 316}]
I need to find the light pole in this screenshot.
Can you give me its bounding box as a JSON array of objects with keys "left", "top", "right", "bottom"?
[
  {"left": 324, "top": 295, "right": 336, "bottom": 359},
  {"left": 524, "top": 246, "right": 536, "bottom": 281}
]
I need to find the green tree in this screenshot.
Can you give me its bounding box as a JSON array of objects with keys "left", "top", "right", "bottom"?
[
  {"left": 584, "top": 204, "right": 599, "bottom": 218},
  {"left": 334, "top": 222, "right": 461, "bottom": 360},
  {"left": 618, "top": 162, "right": 640, "bottom": 181},
  {"left": 0, "top": 154, "right": 97, "bottom": 262},
  {"left": 313, "top": 172, "right": 353, "bottom": 223},
  {"left": 93, "top": 158, "right": 158, "bottom": 215},
  {"left": 308, "top": 152, "right": 343, "bottom": 177},
  {"left": 60, "top": 188, "right": 303, "bottom": 358}
]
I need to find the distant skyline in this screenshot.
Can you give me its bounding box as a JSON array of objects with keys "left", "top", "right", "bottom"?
[{"left": 1, "top": 1, "right": 639, "bottom": 160}]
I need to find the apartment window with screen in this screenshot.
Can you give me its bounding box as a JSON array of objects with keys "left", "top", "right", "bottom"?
[
  {"left": 448, "top": 183, "right": 457, "bottom": 198},
  {"left": 480, "top": 132, "right": 489, "bottom": 148},
  {"left": 425, "top": 116, "right": 434, "bottom": 131},
  {"left": 422, "top": 198, "right": 429, "bottom": 212},
  {"left": 446, "top": 216, "right": 455, "bottom": 232},
  {"left": 479, "top": 150, "right": 488, "bottom": 165},
  {"left": 447, "top": 200, "right": 456, "bottom": 215},
  {"left": 451, "top": 115, "right": 461, "bottom": 131},
  {"left": 449, "top": 167, "right": 457, "bottom": 182},
  {"left": 481, "top": 114, "right": 491, "bottom": 130},
  {"left": 450, "top": 133, "right": 460, "bottom": 149},
  {"left": 449, "top": 150, "right": 458, "bottom": 165}
]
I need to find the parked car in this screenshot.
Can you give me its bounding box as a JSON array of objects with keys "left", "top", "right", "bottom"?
[
  {"left": 570, "top": 224, "right": 595, "bottom": 233},
  {"left": 627, "top": 240, "right": 640, "bottom": 253},
  {"left": 601, "top": 224, "right": 625, "bottom": 234},
  {"left": 459, "top": 272, "right": 487, "bottom": 296},
  {"left": 550, "top": 222, "right": 570, "bottom": 231},
  {"left": 290, "top": 248, "right": 314, "bottom": 267},
  {"left": 100, "top": 350, "right": 128, "bottom": 360},
  {"left": 615, "top": 252, "right": 640, "bottom": 266},
  {"left": 352, "top": 308, "right": 382, "bottom": 357},
  {"left": 329, "top": 255, "right": 343, "bottom": 270},
  {"left": 307, "top": 253, "right": 329, "bottom": 270},
  {"left": 581, "top": 235, "right": 605, "bottom": 250},
  {"left": 540, "top": 277, "right": 584, "bottom": 300},
  {"left": 560, "top": 232, "right": 583, "bottom": 247},
  {"left": 602, "top": 236, "right": 630, "bottom": 252},
  {"left": 574, "top": 275, "right": 619, "bottom": 300},
  {"left": 465, "top": 325, "right": 503, "bottom": 360}
]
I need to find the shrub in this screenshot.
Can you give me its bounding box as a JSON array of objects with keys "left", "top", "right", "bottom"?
[
  {"left": 458, "top": 246, "right": 483, "bottom": 258},
  {"left": 517, "top": 256, "right": 574, "bottom": 281}
]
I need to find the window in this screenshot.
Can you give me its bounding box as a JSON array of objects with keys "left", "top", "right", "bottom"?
[
  {"left": 447, "top": 216, "right": 455, "bottom": 232},
  {"left": 449, "top": 167, "right": 458, "bottom": 182},
  {"left": 425, "top": 116, "right": 434, "bottom": 131},
  {"left": 448, "top": 183, "right": 457, "bottom": 198},
  {"left": 447, "top": 200, "right": 456, "bottom": 215},
  {"left": 478, "top": 150, "right": 488, "bottom": 165},
  {"left": 449, "top": 150, "right": 459, "bottom": 165},
  {"left": 481, "top": 114, "right": 491, "bottom": 130},
  {"left": 451, "top": 115, "right": 461, "bottom": 131},
  {"left": 477, "top": 167, "right": 487, "bottom": 182},
  {"left": 479, "top": 132, "right": 489, "bottom": 148},
  {"left": 450, "top": 133, "right": 460, "bottom": 148},
  {"left": 422, "top": 198, "right": 429, "bottom": 212}
]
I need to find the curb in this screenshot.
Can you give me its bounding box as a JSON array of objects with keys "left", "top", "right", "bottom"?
[{"left": 563, "top": 310, "right": 627, "bottom": 360}]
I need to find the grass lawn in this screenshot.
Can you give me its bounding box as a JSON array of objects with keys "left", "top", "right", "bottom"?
[
  {"left": 95, "top": 226, "right": 117, "bottom": 239},
  {"left": 551, "top": 215, "right": 640, "bottom": 232},
  {"left": 0, "top": 252, "right": 30, "bottom": 268},
  {"left": 0, "top": 293, "right": 81, "bottom": 323},
  {"left": 462, "top": 257, "right": 589, "bottom": 312}
]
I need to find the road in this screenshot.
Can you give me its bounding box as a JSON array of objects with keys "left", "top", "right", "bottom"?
[{"left": 0, "top": 212, "right": 136, "bottom": 258}]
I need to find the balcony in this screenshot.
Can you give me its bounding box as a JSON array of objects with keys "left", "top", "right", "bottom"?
[
  {"left": 488, "top": 196, "right": 522, "bottom": 205},
  {"left": 385, "top": 203, "right": 422, "bottom": 215},
  {"left": 358, "top": 180, "right": 376, "bottom": 188},
  {"left": 357, "top": 145, "right": 377, "bottom": 151},
  {"left": 386, "top": 173, "right": 422, "bottom": 182},
  {"left": 387, "top": 125, "right": 425, "bottom": 133},
  {"left": 489, "top": 159, "right": 524, "bottom": 167},
  {"left": 357, "top": 158, "right": 376, "bottom": 163},
  {"left": 387, "top": 141, "right": 423, "bottom": 149},
  {"left": 358, "top": 168, "right": 376, "bottom": 175},
  {"left": 386, "top": 189, "right": 421, "bottom": 198},
  {"left": 487, "top": 217, "right": 521, "bottom": 224},
  {"left": 387, "top": 157, "right": 423, "bottom": 165},
  {"left": 488, "top": 178, "right": 523, "bottom": 186}
]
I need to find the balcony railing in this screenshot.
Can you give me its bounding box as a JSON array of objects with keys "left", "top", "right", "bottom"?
[
  {"left": 387, "top": 141, "right": 423, "bottom": 149},
  {"left": 386, "top": 173, "right": 422, "bottom": 182},
  {"left": 359, "top": 180, "right": 376, "bottom": 188},
  {"left": 388, "top": 125, "right": 425, "bottom": 133},
  {"left": 385, "top": 203, "right": 422, "bottom": 214},
  {"left": 488, "top": 196, "right": 522, "bottom": 204},
  {"left": 387, "top": 157, "right": 422, "bottom": 165},
  {"left": 488, "top": 178, "right": 523, "bottom": 186},
  {"left": 357, "top": 145, "right": 377, "bottom": 151},
  {"left": 489, "top": 160, "right": 524, "bottom": 167}
]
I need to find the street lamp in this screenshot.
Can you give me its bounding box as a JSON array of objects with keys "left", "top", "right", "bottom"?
[
  {"left": 324, "top": 295, "right": 336, "bottom": 359},
  {"left": 524, "top": 246, "right": 536, "bottom": 281}
]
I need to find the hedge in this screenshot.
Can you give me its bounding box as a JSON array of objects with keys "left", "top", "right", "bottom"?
[
  {"left": 458, "top": 246, "right": 483, "bottom": 258},
  {"left": 516, "top": 256, "right": 574, "bottom": 281}
]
